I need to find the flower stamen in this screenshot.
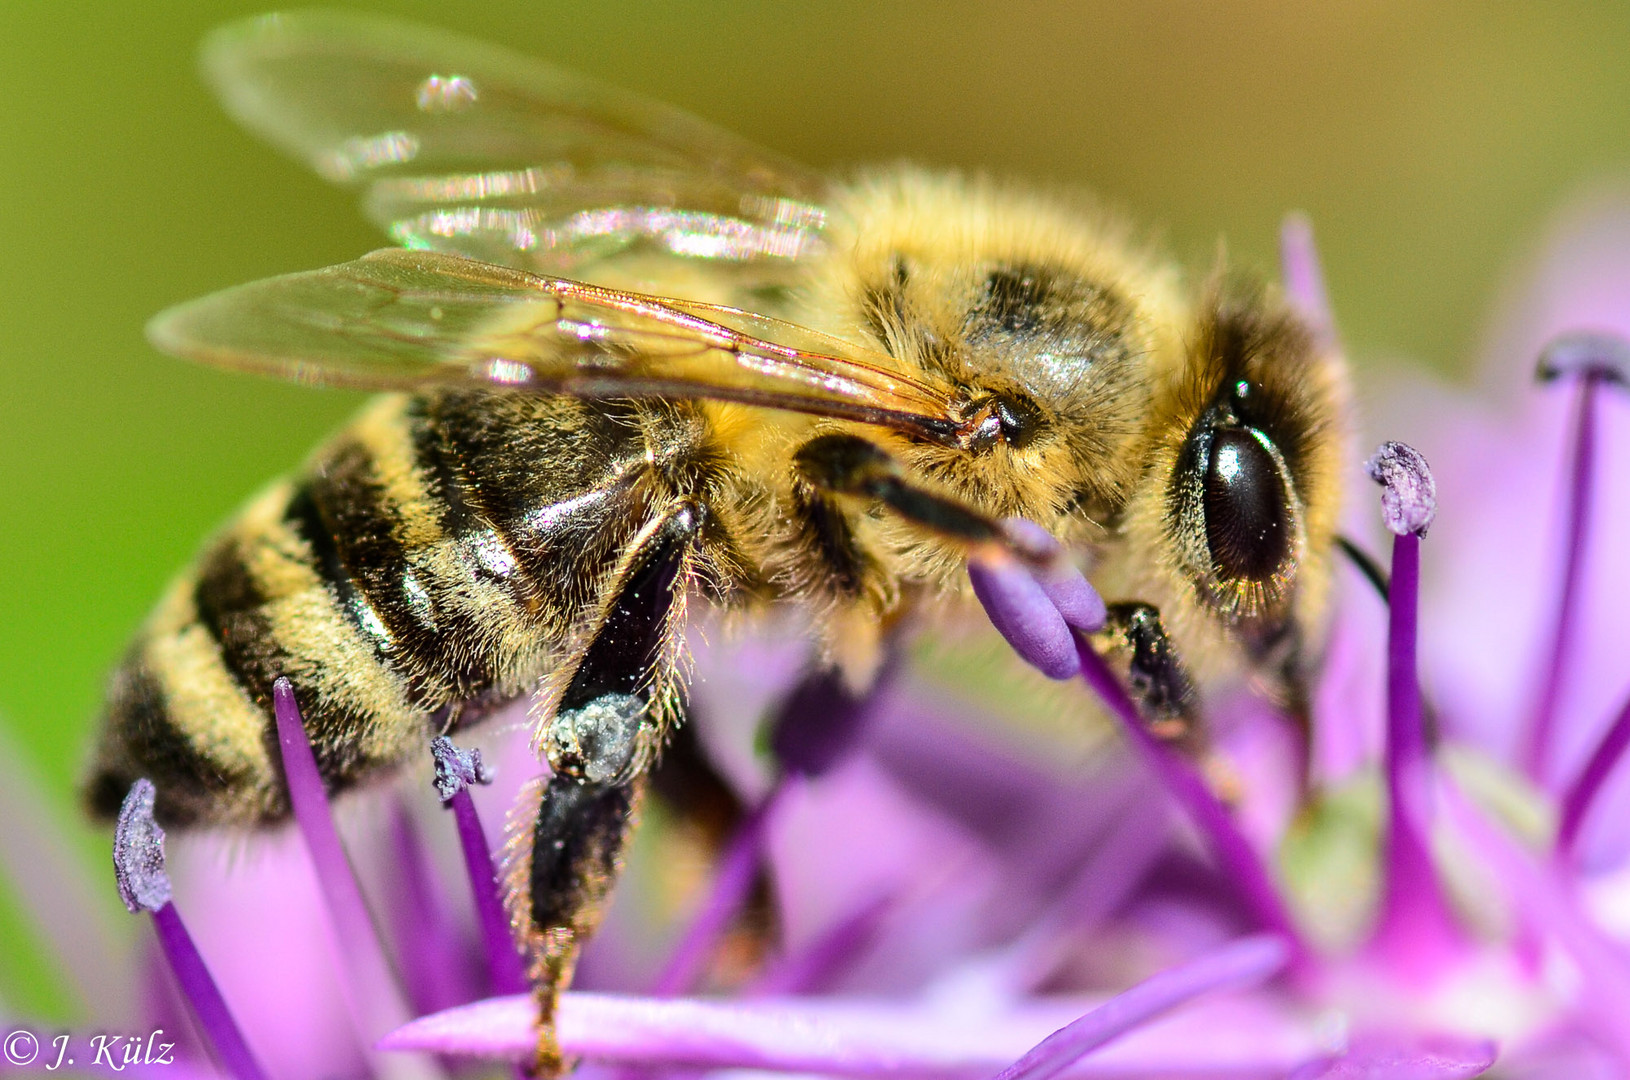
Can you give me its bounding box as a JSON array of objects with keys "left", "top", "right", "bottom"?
[
  {"left": 1556, "top": 690, "right": 1630, "bottom": 858},
  {"left": 650, "top": 780, "right": 793, "bottom": 997},
  {"left": 1522, "top": 332, "right": 1630, "bottom": 783},
  {"left": 431, "top": 735, "right": 526, "bottom": 996},
  {"left": 1364, "top": 442, "right": 1461, "bottom": 979},
  {"left": 114, "top": 778, "right": 268, "bottom": 1080},
  {"left": 1074, "top": 641, "right": 1306, "bottom": 959}
]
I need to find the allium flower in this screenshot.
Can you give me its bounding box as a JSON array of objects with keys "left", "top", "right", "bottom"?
[{"left": 4, "top": 202, "right": 1630, "bottom": 1079}]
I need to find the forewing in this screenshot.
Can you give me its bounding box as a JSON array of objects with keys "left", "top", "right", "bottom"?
[
  {"left": 148, "top": 250, "right": 959, "bottom": 439},
  {"left": 202, "top": 11, "right": 829, "bottom": 281}
]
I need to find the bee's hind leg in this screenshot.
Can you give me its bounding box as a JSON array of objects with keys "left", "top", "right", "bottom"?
[{"left": 504, "top": 504, "right": 703, "bottom": 1075}]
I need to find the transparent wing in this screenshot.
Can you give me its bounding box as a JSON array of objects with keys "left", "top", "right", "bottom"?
[
  {"left": 148, "top": 250, "right": 962, "bottom": 441},
  {"left": 203, "top": 11, "right": 830, "bottom": 281}
]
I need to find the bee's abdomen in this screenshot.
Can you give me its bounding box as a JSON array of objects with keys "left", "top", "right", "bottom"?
[{"left": 88, "top": 392, "right": 665, "bottom": 827}]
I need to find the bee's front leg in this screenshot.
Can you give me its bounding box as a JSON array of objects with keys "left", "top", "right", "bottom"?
[
  {"left": 505, "top": 504, "right": 702, "bottom": 1075},
  {"left": 1091, "top": 602, "right": 1197, "bottom": 740}
]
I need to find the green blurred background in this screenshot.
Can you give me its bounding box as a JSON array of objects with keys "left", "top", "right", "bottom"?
[{"left": 5, "top": 0, "right": 1630, "bottom": 1016}]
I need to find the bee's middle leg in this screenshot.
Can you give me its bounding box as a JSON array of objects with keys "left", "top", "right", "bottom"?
[{"left": 506, "top": 504, "right": 703, "bottom": 1075}]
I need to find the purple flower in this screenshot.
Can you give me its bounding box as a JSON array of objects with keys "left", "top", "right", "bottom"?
[{"left": 6, "top": 200, "right": 1630, "bottom": 1080}]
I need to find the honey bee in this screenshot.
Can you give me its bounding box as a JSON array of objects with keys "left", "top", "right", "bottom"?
[{"left": 85, "top": 10, "right": 1347, "bottom": 1071}]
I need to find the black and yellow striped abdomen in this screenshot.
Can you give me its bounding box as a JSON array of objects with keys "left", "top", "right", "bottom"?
[{"left": 87, "top": 390, "right": 714, "bottom": 826}]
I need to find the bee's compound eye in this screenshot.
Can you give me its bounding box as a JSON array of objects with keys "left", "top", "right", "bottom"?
[
  {"left": 1202, "top": 428, "right": 1289, "bottom": 580},
  {"left": 993, "top": 393, "right": 1043, "bottom": 450}
]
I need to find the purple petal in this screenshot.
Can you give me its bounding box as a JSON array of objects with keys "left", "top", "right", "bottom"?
[
  {"left": 1309, "top": 564, "right": 1388, "bottom": 783},
  {"left": 1366, "top": 442, "right": 1437, "bottom": 538},
  {"left": 271, "top": 678, "right": 429, "bottom": 1074},
  {"left": 990, "top": 934, "right": 1289, "bottom": 1080},
  {"left": 969, "top": 555, "right": 1078, "bottom": 680},
  {"left": 379, "top": 987, "right": 1314, "bottom": 1074},
  {"left": 1288, "top": 1034, "right": 1497, "bottom": 1080},
  {"left": 1280, "top": 213, "right": 1337, "bottom": 344},
  {"left": 114, "top": 778, "right": 172, "bottom": 914},
  {"left": 0, "top": 727, "right": 129, "bottom": 1018}
]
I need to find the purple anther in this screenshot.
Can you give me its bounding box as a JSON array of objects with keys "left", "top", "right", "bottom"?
[
  {"left": 969, "top": 553, "right": 1079, "bottom": 680},
  {"left": 431, "top": 735, "right": 493, "bottom": 803},
  {"left": 114, "top": 778, "right": 171, "bottom": 914},
  {"left": 1535, "top": 330, "right": 1630, "bottom": 386},
  {"left": 999, "top": 517, "right": 1063, "bottom": 563},
  {"left": 1365, "top": 442, "right": 1437, "bottom": 538}
]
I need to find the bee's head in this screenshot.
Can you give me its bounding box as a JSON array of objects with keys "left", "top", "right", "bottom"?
[
  {"left": 829, "top": 172, "right": 1185, "bottom": 527},
  {"left": 1141, "top": 281, "right": 1348, "bottom": 646}
]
